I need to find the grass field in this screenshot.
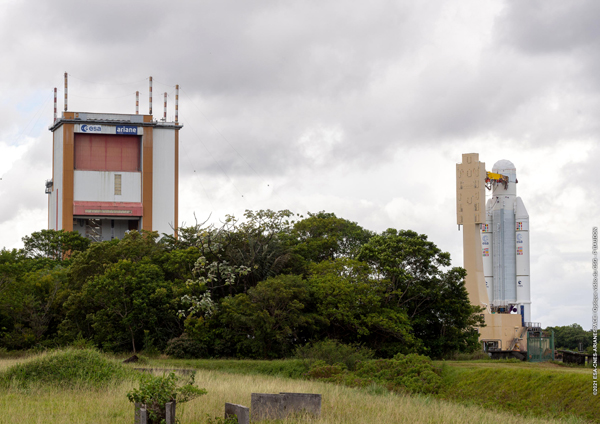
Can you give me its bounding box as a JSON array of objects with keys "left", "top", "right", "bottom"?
[
  {"left": 441, "top": 360, "right": 592, "bottom": 374},
  {"left": 0, "top": 363, "right": 588, "bottom": 424},
  {"left": 0, "top": 352, "right": 596, "bottom": 424},
  {"left": 135, "top": 357, "right": 599, "bottom": 423}
]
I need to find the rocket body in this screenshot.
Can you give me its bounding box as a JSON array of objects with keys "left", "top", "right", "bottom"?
[{"left": 481, "top": 160, "right": 531, "bottom": 323}]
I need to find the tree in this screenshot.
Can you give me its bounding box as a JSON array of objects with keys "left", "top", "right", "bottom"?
[
  {"left": 307, "top": 258, "right": 415, "bottom": 355},
  {"left": 223, "top": 210, "right": 296, "bottom": 290},
  {"left": 220, "top": 275, "right": 315, "bottom": 358},
  {"left": 288, "top": 211, "right": 374, "bottom": 263},
  {"left": 547, "top": 324, "right": 592, "bottom": 351},
  {"left": 79, "top": 259, "right": 180, "bottom": 352},
  {"left": 68, "top": 230, "right": 162, "bottom": 288},
  {"left": 61, "top": 231, "right": 189, "bottom": 351},
  {"left": 22, "top": 229, "right": 90, "bottom": 260},
  {"left": 0, "top": 249, "right": 70, "bottom": 349},
  {"left": 180, "top": 210, "right": 296, "bottom": 312},
  {"left": 357, "top": 229, "right": 484, "bottom": 357}
]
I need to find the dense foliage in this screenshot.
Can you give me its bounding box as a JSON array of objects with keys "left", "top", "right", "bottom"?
[
  {"left": 546, "top": 323, "right": 594, "bottom": 353},
  {"left": 305, "top": 353, "right": 444, "bottom": 394},
  {"left": 0, "top": 210, "right": 484, "bottom": 359}
]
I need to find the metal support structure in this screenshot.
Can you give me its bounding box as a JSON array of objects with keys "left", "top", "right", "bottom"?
[
  {"left": 149, "top": 76, "right": 153, "bottom": 115},
  {"left": 175, "top": 85, "right": 179, "bottom": 123},
  {"left": 53, "top": 88, "right": 57, "bottom": 122},
  {"left": 163, "top": 92, "right": 167, "bottom": 120},
  {"left": 64, "top": 72, "right": 68, "bottom": 112},
  {"left": 85, "top": 219, "right": 102, "bottom": 243}
]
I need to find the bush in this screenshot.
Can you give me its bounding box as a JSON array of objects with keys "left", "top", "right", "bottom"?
[
  {"left": 444, "top": 350, "right": 489, "bottom": 361},
  {"left": 294, "top": 339, "right": 374, "bottom": 371},
  {"left": 70, "top": 333, "right": 97, "bottom": 350},
  {"left": 127, "top": 372, "right": 207, "bottom": 424},
  {"left": 164, "top": 334, "right": 207, "bottom": 359},
  {"left": 0, "top": 348, "right": 135, "bottom": 389},
  {"left": 355, "top": 354, "right": 443, "bottom": 394},
  {"left": 305, "top": 360, "right": 346, "bottom": 379},
  {"left": 306, "top": 353, "right": 444, "bottom": 395}
]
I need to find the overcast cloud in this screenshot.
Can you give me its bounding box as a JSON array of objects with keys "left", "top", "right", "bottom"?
[{"left": 0, "top": 0, "right": 598, "bottom": 330}]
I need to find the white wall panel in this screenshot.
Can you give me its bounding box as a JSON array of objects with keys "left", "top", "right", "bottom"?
[
  {"left": 74, "top": 171, "right": 141, "bottom": 202},
  {"left": 152, "top": 128, "right": 175, "bottom": 236},
  {"left": 53, "top": 126, "right": 63, "bottom": 230}
]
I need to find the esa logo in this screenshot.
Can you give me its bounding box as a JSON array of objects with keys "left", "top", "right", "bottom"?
[
  {"left": 482, "top": 235, "right": 490, "bottom": 245},
  {"left": 80, "top": 124, "right": 102, "bottom": 133},
  {"left": 517, "top": 233, "right": 523, "bottom": 244}
]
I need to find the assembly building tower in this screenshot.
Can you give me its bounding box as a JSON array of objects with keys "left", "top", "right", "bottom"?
[{"left": 47, "top": 86, "right": 181, "bottom": 242}]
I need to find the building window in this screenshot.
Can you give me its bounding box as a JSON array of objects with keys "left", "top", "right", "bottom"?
[{"left": 115, "top": 174, "right": 122, "bottom": 195}]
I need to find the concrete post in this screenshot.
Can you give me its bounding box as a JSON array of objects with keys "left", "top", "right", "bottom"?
[
  {"left": 251, "top": 393, "right": 285, "bottom": 421},
  {"left": 280, "top": 393, "right": 322, "bottom": 417},
  {"left": 134, "top": 403, "right": 143, "bottom": 424},
  {"left": 139, "top": 407, "right": 148, "bottom": 424},
  {"left": 224, "top": 403, "right": 250, "bottom": 424},
  {"left": 165, "top": 401, "right": 176, "bottom": 424},
  {"left": 250, "top": 392, "right": 322, "bottom": 421}
]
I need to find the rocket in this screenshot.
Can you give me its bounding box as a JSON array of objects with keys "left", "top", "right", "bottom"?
[{"left": 480, "top": 160, "right": 531, "bottom": 324}]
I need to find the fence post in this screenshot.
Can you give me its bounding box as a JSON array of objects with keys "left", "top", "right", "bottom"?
[
  {"left": 165, "top": 401, "right": 176, "bottom": 424},
  {"left": 139, "top": 407, "right": 148, "bottom": 424},
  {"left": 134, "top": 403, "right": 143, "bottom": 424}
]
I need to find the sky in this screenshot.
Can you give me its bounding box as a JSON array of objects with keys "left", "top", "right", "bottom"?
[{"left": 0, "top": 0, "right": 598, "bottom": 330}]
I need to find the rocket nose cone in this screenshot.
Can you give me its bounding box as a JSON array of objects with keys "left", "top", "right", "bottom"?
[{"left": 492, "top": 159, "right": 516, "bottom": 173}]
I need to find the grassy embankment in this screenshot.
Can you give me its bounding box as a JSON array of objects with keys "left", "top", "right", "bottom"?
[
  {"left": 438, "top": 361, "right": 598, "bottom": 422},
  {"left": 0, "top": 350, "right": 590, "bottom": 424},
  {"left": 139, "top": 357, "right": 599, "bottom": 423}
]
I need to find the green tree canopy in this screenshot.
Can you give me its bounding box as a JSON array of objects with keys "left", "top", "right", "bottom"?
[
  {"left": 289, "top": 211, "right": 373, "bottom": 263},
  {"left": 357, "top": 229, "right": 483, "bottom": 357},
  {"left": 547, "top": 323, "right": 593, "bottom": 351},
  {"left": 220, "top": 275, "right": 315, "bottom": 358},
  {"left": 307, "top": 258, "right": 415, "bottom": 355},
  {"left": 22, "top": 229, "right": 90, "bottom": 260},
  {"left": 77, "top": 259, "right": 180, "bottom": 352}
]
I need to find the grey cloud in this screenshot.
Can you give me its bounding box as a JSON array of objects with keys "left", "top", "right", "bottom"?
[{"left": 495, "top": 0, "right": 600, "bottom": 54}]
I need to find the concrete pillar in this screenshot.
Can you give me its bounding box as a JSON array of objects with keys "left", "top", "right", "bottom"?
[
  {"left": 139, "top": 407, "right": 148, "bottom": 424},
  {"left": 134, "top": 403, "right": 143, "bottom": 424},
  {"left": 165, "top": 401, "right": 176, "bottom": 424},
  {"left": 224, "top": 403, "right": 250, "bottom": 424}
]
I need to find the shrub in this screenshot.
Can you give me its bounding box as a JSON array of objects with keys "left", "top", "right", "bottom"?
[
  {"left": 164, "top": 334, "right": 207, "bottom": 359},
  {"left": 294, "top": 339, "right": 374, "bottom": 371},
  {"left": 70, "top": 333, "right": 97, "bottom": 350},
  {"left": 306, "top": 353, "right": 444, "bottom": 395},
  {"left": 0, "top": 348, "right": 134, "bottom": 389},
  {"left": 127, "top": 372, "right": 207, "bottom": 424},
  {"left": 305, "top": 360, "right": 346, "bottom": 379},
  {"left": 444, "top": 350, "right": 489, "bottom": 361},
  {"left": 355, "top": 354, "right": 443, "bottom": 394}
]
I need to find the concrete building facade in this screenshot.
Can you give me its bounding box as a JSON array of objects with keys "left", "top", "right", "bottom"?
[{"left": 47, "top": 111, "right": 180, "bottom": 241}]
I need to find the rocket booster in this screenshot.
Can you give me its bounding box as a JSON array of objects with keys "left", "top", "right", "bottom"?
[{"left": 481, "top": 160, "right": 531, "bottom": 323}]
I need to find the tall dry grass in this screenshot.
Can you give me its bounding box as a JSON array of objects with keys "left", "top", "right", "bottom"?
[{"left": 0, "top": 364, "right": 587, "bottom": 424}]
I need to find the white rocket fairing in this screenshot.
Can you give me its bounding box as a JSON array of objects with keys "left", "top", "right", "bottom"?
[{"left": 481, "top": 160, "right": 531, "bottom": 323}]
